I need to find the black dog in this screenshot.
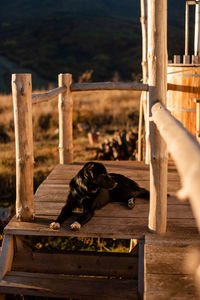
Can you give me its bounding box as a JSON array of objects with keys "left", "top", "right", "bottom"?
[{"left": 50, "top": 162, "right": 149, "bottom": 231}]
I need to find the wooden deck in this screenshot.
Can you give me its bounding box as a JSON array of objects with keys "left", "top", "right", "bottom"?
[{"left": 0, "top": 161, "right": 199, "bottom": 299}]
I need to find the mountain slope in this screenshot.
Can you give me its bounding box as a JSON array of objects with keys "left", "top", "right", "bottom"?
[{"left": 0, "top": 0, "right": 192, "bottom": 92}]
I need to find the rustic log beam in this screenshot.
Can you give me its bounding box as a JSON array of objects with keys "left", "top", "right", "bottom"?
[
  {"left": 32, "top": 86, "right": 67, "bottom": 104},
  {"left": 147, "top": 0, "right": 168, "bottom": 234},
  {"left": 70, "top": 82, "right": 149, "bottom": 92},
  {"left": 12, "top": 74, "right": 34, "bottom": 221},
  {"left": 58, "top": 73, "right": 73, "bottom": 164}
]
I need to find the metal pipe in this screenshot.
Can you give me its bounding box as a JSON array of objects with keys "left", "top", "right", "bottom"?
[
  {"left": 194, "top": 2, "right": 200, "bottom": 55},
  {"left": 185, "top": 2, "right": 189, "bottom": 55}
]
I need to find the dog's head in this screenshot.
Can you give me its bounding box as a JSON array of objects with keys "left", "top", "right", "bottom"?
[{"left": 83, "top": 162, "right": 117, "bottom": 190}]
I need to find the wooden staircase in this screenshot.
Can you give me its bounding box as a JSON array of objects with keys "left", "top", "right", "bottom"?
[{"left": 0, "top": 234, "right": 140, "bottom": 299}]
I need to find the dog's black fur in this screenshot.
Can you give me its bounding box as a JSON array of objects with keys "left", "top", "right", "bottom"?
[{"left": 50, "top": 162, "right": 149, "bottom": 231}]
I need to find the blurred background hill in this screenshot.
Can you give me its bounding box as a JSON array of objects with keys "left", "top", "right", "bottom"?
[{"left": 0, "top": 0, "right": 194, "bottom": 92}]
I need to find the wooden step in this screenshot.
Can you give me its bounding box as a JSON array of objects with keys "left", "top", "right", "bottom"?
[
  {"left": 0, "top": 271, "right": 139, "bottom": 299},
  {"left": 12, "top": 239, "right": 139, "bottom": 279},
  {"left": 144, "top": 234, "right": 199, "bottom": 299}
]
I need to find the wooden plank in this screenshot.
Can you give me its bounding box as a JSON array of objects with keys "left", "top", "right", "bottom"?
[
  {"left": 145, "top": 232, "right": 200, "bottom": 246},
  {"left": 34, "top": 194, "right": 184, "bottom": 207},
  {"left": 144, "top": 291, "right": 195, "bottom": 300},
  {"left": 4, "top": 215, "right": 198, "bottom": 240},
  {"left": 47, "top": 162, "right": 150, "bottom": 175},
  {"left": 4, "top": 216, "right": 147, "bottom": 239},
  {"left": 138, "top": 241, "right": 145, "bottom": 298},
  {"left": 145, "top": 244, "right": 194, "bottom": 275},
  {"left": 0, "top": 271, "right": 138, "bottom": 299},
  {"left": 70, "top": 81, "right": 148, "bottom": 92},
  {"left": 12, "top": 250, "right": 138, "bottom": 279},
  {"left": 0, "top": 235, "right": 14, "bottom": 280},
  {"left": 145, "top": 273, "right": 196, "bottom": 298},
  {"left": 34, "top": 204, "right": 194, "bottom": 219},
  {"left": 34, "top": 202, "right": 149, "bottom": 217}
]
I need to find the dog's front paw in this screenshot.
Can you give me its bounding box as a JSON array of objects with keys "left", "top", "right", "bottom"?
[
  {"left": 128, "top": 198, "right": 135, "bottom": 209},
  {"left": 50, "top": 222, "right": 61, "bottom": 230},
  {"left": 70, "top": 221, "right": 81, "bottom": 231}
]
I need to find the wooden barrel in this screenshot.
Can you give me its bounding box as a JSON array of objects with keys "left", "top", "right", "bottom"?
[{"left": 167, "top": 66, "right": 200, "bottom": 139}]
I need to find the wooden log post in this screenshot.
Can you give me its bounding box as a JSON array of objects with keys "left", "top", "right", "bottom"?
[
  {"left": 12, "top": 74, "right": 34, "bottom": 221},
  {"left": 147, "top": 0, "right": 168, "bottom": 233},
  {"left": 138, "top": 0, "right": 148, "bottom": 162},
  {"left": 58, "top": 73, "right": 73, "bottom": 164}
]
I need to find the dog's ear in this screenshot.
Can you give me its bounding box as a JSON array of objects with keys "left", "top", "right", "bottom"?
[{"left": 83, "top": 162, "right": 95, "bottom": 179}]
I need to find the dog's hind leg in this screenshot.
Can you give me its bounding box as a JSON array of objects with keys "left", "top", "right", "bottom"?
[
  {"left": 130, "top": 188, "right": 149, "bottom": 200},
  {"left": 128, "top": 198, "right": 136, "bottom": 209}
]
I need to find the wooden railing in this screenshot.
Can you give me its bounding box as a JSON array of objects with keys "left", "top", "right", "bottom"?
[
  {"left": 12, "top": 73, "right": 148, "bottom": 221},
  {"left": 151, "top": 100, "right": 200, "bottom": 294},
  {"left": 151, "top": 101, "right": 200, "bottom": 232}
]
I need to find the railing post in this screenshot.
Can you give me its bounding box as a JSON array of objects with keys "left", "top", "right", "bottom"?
[
  {"left": 148, "top": 0, "right": 168, "bottom": 233},
  {"left": 138, "top": 0, "right": 148, "bottom": 162},
  {"left": 58, "top": 73, "right": 73, "bottom": 164},
  {"left": 12, "top": 74, "right": 34, "bottom": 221}
]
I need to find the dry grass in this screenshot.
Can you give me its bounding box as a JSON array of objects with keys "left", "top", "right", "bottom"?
[{"left": 0, "top": 89, "right": 141, "bottom": 204}]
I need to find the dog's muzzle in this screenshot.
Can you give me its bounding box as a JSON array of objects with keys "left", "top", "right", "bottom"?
[{"left": 96, "top": 174, "right": 118, "bottom": 190}]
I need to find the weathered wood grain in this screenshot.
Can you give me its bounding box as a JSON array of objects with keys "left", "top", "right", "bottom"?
[
  {"left": 148, "top": 0, "right": 168, "bottom": 233},
  {"left": 0, "top": 235, "right": 14, "bottom": 280},
  {"left": 32, "top": 86, "right": 67, "bottom": 104},
  {"left": 13, "top": 250, "right": 138, "bottom": 279},
  {"left": 0, "top": 271, "right": 138, "bottom": 299},
  {"left": 145, "top": 273, "right": 196, "bottom": 298},
  {"left": 145, "top": 244, "right": 194, "bottom": 274},
  {"left": 12, "top": 74, "right": 34, "bottom": 221},
  {"left": 70, "top": 81, "right": 148, "bottom": 92}
]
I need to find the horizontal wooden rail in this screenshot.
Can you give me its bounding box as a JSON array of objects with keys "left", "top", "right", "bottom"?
[
  {"left": 32, "top": 86, "right": 67, "bottom": 104},
  {"left": 31, "top": 79, "right": 195, "bottom": 106},
  {"left": 70, "top": 82, "right": 149, "bottom": 92},
  {"left": 32, "top": 81, "right": 148, "bottom": 105},
  {"left": 151, "top": 101, "right": 200, "bottom": 232}
]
